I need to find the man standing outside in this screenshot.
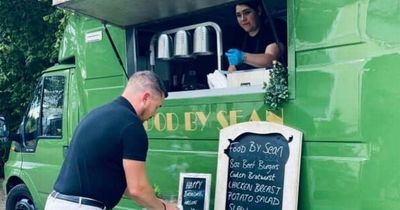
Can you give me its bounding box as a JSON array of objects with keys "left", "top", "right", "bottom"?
[{"left": 45, "top": 71, "right": 178, "bottom": 210}]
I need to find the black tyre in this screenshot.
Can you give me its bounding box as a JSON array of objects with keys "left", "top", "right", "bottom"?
[{"left": 5, "top": 184, "right": 36, "bottom": 210}]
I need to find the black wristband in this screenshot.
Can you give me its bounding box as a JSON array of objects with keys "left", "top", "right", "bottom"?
[{"left": 161, "top": 201, "right": 166, "bottom": 210}]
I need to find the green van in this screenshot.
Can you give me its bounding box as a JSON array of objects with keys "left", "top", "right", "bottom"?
[{"left": 2, "top": 0, "right": 400, "bottom": 209}]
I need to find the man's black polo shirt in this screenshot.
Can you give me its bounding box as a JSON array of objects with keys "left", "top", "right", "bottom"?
[{"left": 54, "top": 96, "right": 148, "bottom": 209}]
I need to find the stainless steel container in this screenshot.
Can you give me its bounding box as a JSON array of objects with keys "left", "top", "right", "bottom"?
[
  {"left": 157, "top": 34, "right": 172, "bottom": 60},
  {"left": 193, "top": 26, "right": 213, "bottom": 55},
  {"left": 174, "top": 30, "right": 192, "bottom": 58}
]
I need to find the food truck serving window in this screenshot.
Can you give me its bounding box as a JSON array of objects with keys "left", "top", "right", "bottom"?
[{"left": 130, "top": 1, "right": 288, "bottom": 99}]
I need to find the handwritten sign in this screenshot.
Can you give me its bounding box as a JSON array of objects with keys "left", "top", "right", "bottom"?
[
  {"left": 178, "top": 173, "right": 211, "bottom": 210},
  {"left": 215, "top": 122, "right": 302, "bottom": 210}
]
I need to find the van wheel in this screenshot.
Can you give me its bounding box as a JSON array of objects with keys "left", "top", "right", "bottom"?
[{"left": 6, "top": 184, "right": 36, "bottom": 210}]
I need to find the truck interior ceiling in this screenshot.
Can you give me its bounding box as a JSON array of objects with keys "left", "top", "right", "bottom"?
[{"left": 130, "top": 0, "right": 287, "bottom": 93}]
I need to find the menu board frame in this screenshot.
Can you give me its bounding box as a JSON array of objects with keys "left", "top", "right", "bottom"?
[
  {"left": 214, "top": 122, "right": 302, "bottom": 210},
  {"left": 178, "top": 173, "right": 212, "bottom": 210}
]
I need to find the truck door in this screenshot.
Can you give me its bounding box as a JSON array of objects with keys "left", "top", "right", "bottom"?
[{"left": 19, "top": 69, "right": 70, "bottom": 208}]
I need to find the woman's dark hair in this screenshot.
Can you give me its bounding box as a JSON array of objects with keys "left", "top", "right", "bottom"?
[
  {"left": 235, "top": 0, "right": 265, "bottom": 19},
  {"left": 238, "top": 0, "right": 260, "bottom": 11}
]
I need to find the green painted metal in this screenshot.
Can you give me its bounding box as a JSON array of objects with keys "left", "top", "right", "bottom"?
[
  {"left": 146, "top": 95, "right": 282, "bottom": 139},
  {"left": 291, "top": 0, "right": 400, "bottom": 209},
  {"left": 4, "top": 0, "right": 400, "bottom": 210}
]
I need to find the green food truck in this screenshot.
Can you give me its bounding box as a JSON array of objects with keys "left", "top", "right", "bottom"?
[{"left": 1, "top": 0, "right": 400, "bottom": 209}]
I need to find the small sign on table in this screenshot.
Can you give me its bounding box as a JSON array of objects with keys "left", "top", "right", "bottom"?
[{"left": 178, "top": 173, "right": 211, "bottom": 210}]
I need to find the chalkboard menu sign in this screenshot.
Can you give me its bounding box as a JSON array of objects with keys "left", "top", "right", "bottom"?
[
  {"left": 215, "top": 122, "right": 302, "bottom": 210},
  {"left": 178, "top": 173, "right": 211, "bottom": 210}
]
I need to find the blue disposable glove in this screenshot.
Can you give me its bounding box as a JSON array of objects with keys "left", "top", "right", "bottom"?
[{"left": 225, "top": 48, "right": 244, "bottom": 65}]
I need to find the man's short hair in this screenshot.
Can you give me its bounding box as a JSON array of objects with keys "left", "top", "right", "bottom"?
[{"left": 129, "top": 71, "right": 168, "bottom": 98}]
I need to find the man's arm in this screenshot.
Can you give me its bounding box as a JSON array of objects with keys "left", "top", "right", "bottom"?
[
  {"left": 243, "top": 42, "right": 285, "bottom": 68},
  {"left": 123, "top": 159, "right": 176, "bottom": 210}
]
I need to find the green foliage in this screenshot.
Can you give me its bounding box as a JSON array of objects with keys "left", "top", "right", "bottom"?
[
  {"left": 0, "top": 0, "right": 66, "bottom": 131},
  {"left": 263, "top": 61, "right": 289, "bottom": 111},
  {"left": 153, "top": 184, "right": 162, "bottom": 198},
  {"left": 0, "top": 0, "right": 67, "bottom": 173}
]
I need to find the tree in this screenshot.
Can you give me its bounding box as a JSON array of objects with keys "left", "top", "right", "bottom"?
[
  {"left": 0, "top": 0, "right": 66, "bottom": 175},
  {"left": 0, "top": 0, "right": 65, "bottom": 130}
]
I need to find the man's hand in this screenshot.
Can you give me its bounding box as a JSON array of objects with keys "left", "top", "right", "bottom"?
[
  {"left": 164, "top": 201, "right": 179, "bottom": 210},
  {"left": 225, "top": 48, "right": 244, "bottom": 65},
  {"left": 124, "top": 160, "right": 172, "bottom": 210},
  {"left": 159, "top": 199, "right": 179, "bottom": 210}
]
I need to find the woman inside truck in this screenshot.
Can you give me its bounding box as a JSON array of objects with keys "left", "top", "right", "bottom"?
[{"left": 225, "top": 0, "right": 286, "bottom": 72}]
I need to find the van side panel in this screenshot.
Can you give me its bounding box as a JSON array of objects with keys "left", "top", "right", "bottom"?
[
  {"left": 63, "top": 14, "right": 127, "bottom": 116},
  {"left": 293, "top": 0, "right": 400, "bottom": 209}
]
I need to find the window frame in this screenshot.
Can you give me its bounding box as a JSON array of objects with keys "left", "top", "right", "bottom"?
[
  {"left": 41, "top": 75, "right": 66, "bottom": 138},
  {"left": 21, "top": 74, "right": 66, "bottom": 151},
  {"left": 128, "top": 1, "right": 293, "bottom": 99},
  {"left": 22, "top": 78, "right": 43, "bottom": 143}
]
